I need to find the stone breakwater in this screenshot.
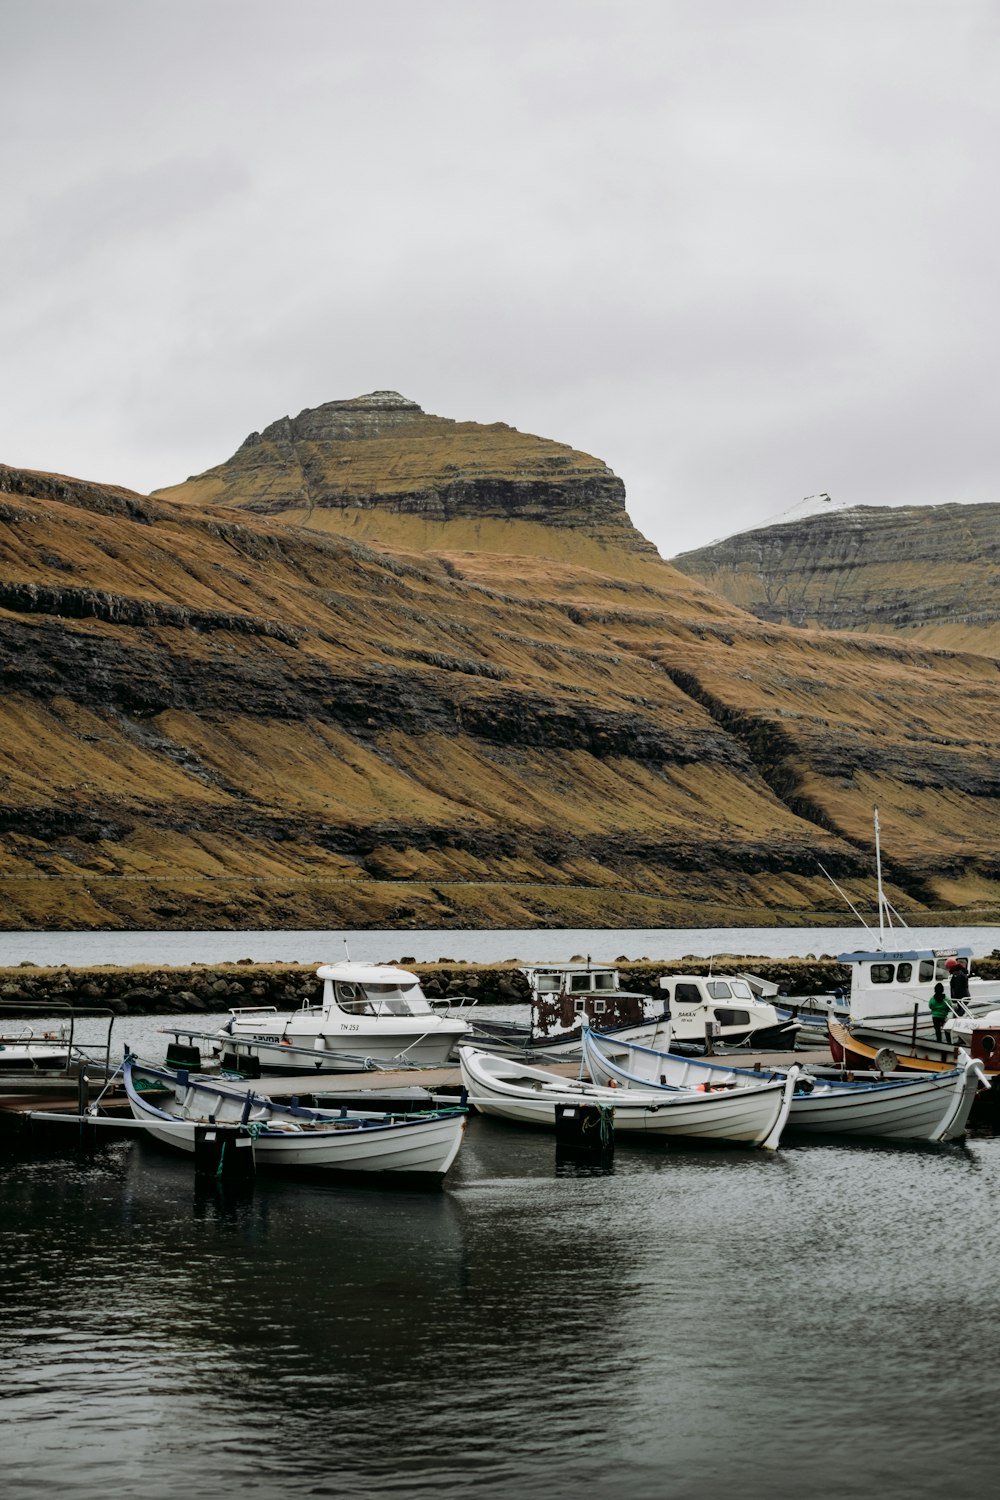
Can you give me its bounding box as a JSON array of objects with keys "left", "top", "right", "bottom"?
[
  {"left": 6, "top": 957, "right": 1000, "bottom": 1018},
  {"left": 0, "top": 957, "right": 931, "bottom": 1017}
]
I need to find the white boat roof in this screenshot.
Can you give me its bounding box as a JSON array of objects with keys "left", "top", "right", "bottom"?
[
  {"left": 837, "top": 947, "right": 974, "bottom": 964},
  {"left": 659, "top": 972, "right": 747, "bottom": 982},
  {"left": 520, "top": 963, "right": 619, "bottom": 973},
  {"left": 315, "top": 961, "right": 421, "bottom": 985}
]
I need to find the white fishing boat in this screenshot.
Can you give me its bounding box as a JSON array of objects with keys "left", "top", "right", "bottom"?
[
  {"left": 581, "top": 1026, "right": 987, "bottom": 1144},
  {"left": 829, "top": 811, "right": 1000, "bottom": 1043},
  {"left": 123, "top": 1056, "right": 467, "bottom": 1177},
  {"left": 842, "top": 946, "right": 1000, "bottom": 1040},
  {"left": 456, "top": 1046, "right": 797, "bottom": 1149},
  {"left": 463, "top": 961, "right": 671, "bottom": 1059},
  {"left": 657, "top": 973, "right": 801, "bottom": 1050},
  {"left": 212, "top": 960, "right": 471, "bottom": 1073}
]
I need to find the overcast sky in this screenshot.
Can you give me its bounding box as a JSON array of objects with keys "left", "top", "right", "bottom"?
[{"left": 2, "top": 2, "right": 998, "bottom": 557}]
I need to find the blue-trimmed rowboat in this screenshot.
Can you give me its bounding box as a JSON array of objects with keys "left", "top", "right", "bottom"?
[
  {"left": 123, "top": 1056, "right": 467, "bottom": 1178},
  {"left": 582, "top": 1025, "right": 987, "bottom": 1143},
  {"left": 457, "top": 1045, "right": 798, "bottom": 1149}
]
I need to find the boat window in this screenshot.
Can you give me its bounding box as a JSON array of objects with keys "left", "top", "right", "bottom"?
[
  {"left": 674, "top": 983, "right": 702, "bottom": 1004},
  {"left": 336, "top": 983, "right": 375, "bottom": 1015},
  {"left": 569, "top": 975, "right": 593, "bottom": 993},
  {"left": 593, "top": 998, "right": 607, "bottom": 1014},
  {"left": 364, "top": 982, "right": 432, "bottom": 1015},
  {"left": 593, "top": 973, "right": 616, "bottom": 991},
  {"left": 728, "top": 981, "right": 754, "bottom": 1000},
  {"left": 714, "top": 1008, "right": 750, "bottom": 1027},
  {"left": 896, "top": 963, "right": 912, "bottom": 983},
  {"left": 706, "top": 981, "right": 733, "bottom": 1000},
  {"left": 573, "top": 997, "right": 585, "bottom": 1014},
  {"left": 870, "top": 964, "right": 895, "bottom": 984},
  {"left": 535, "top": 974, "right": 560, "bottom": 993},
  {"left": 919, "top": 960, "right": 935, "bottom": 982}
]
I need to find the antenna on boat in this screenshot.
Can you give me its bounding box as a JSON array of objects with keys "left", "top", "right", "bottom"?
[{"left": 343, "top": 938, "right": 351, "bottom": 962}]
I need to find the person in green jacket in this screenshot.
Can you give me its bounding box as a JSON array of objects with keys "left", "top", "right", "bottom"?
[{"left": 929, "top": 981, "right": 951, "bottom": 1044}]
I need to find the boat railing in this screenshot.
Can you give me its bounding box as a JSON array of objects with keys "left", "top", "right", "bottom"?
[
  {"left": 428, "top": 994, "right": 478, "bottom": 1014},
  {"left": 0, "top": 1020, "right": 70, "bottom": 1043},
  {"left": 0, "top": 1000, "right": 116, "bottom": 1079}
]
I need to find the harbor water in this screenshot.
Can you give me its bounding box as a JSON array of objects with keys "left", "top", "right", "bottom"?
[
  {"left": 4, "top": 939, "right": 1000, "bottom": 1498},
  {"left": 4, "top": 1097, "right": 1000, "bottom": 1499},
  {"left": 3, "top": 923, "right": 1000, "bottom": 967}
]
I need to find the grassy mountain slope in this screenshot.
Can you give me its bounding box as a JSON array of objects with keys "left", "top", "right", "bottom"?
[
  {"left": 4, "top": 405, "right": 1000, "bottom": 930},
  {"left": 672, "top": 502, "right": 1000, "bottom": 654}
]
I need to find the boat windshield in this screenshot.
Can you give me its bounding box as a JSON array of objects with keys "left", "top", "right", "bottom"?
[{"left": 362, "top": 982, "right": 433, "bottom": 1016}]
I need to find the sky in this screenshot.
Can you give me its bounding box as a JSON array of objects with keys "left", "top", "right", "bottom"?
[{"left": 2, "top": 1, "right": 999, "bottom": 557}]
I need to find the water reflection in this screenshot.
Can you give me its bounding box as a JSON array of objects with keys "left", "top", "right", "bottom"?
[{"left": 3, "top": 1121, "right": 1000, "bottom": 1499}]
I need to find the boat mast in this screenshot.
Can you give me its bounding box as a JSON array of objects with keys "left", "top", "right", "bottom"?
[{"left": 874, "top": 807, "right": 887, "bottom": 948}]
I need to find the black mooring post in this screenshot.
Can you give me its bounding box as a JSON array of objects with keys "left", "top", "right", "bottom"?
[
  {"left": 193, "top": 1124, "right": 256, "bottom": 1182},
  {"left": 554, "top": 1102, "right": 615, "bottom": 1155},
  {"left": 77, "top": 1061, "right": 88, "bottom": 1143}
]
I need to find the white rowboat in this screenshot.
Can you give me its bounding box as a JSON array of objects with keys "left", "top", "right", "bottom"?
[
  {"left": 457, "top": 1046, "right": 797, "bottom": 1150},
  {"left": 581, "top": 1026, "right": 987, "bottom": 1143},
  {"left": 123, "top": 1057, "right": 467, "bottom": 1177}
]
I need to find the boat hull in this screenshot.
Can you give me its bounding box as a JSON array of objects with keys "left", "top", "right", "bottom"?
[
  {"left": 124, "top": 1060, "right": 467, "bottom": 1176},
  {"left": 457, "top": 1047, "right": 794, "bottom": 1149},
  {"left": 584, "top": 1028, "right": 986, "bottom": 1143},
  {"left": 218, "top": 1027, "right": 464, "bottom": 1072},
  {"left": 460, "top": 1015, "right": 672, "bottom": 1061}
]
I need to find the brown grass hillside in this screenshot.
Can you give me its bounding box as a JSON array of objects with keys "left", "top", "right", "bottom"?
[
  {"left": 4, "top": 405, "right": 1000, "bottom": 930},
  {"left": 672, "top": 502, "right": 1000, "bottom": 655}
]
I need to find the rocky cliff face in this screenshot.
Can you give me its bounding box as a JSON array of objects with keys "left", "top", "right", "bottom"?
[
  {"left": 6, "top": 413, "right": 1000, "bottom": 932},
  {"left": 156, "top": 391, "right": 659, "bottom": 555},
  {"left": 672, "top": 502, "right": 1000, "bottom": 653}
]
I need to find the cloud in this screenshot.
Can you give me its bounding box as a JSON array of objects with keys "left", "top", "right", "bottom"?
[{"left": 2, "top": 0, "right": 1000, "bottom": 552}]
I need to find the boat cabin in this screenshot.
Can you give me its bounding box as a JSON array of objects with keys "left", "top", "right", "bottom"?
[
  {"left": 314, "top": 963, "right": 436, "bottom": 1018},
  {"left": 520, "top": 964, "right": 661, "bottom": 1039},
  {"left": 658, "top": 975, "right": 763, "bottom": 1032},
  {"left": 656, "top": 974, "right": 799, "bottom": 1048},
  {"left": 838, "top": 946, "right": 1000, "bottom": 1028}
]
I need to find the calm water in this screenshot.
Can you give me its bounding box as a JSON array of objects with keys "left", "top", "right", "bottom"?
[
  {"left": 3, "top": 1111, "right": 1000, "bottom": 1499},
  {"left": 4, "top": 923, "right": 1000, "bottom": 966}
]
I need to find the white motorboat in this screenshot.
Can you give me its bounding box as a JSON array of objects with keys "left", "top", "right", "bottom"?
[
  {"left": 123, "top": 1056, "right": 467, "bottom": 1177},
  {"left": 0, "top": 1004, "right": 117, "bottom": 1095},
  {"left": 581, "top": 1025, "right": 987, "bottom": 1144},
  {"left": 0, "top": 1023, "right": 80, "bottom": 1072},
  {"left": 213, "top": 960, "right": 471, "bottom": 1072},
  {"left": 457, "top": 1046, "right": 797, "bottom": 1149},
  {"left": 464, "top": 961, "right": 671, "bottom": 1059},
  {"left": 657, "top": 973, "right": 801, "bottom": 1050},
  {"left": 842, "top": 946, "right": 1000, "bottom": 1041}
]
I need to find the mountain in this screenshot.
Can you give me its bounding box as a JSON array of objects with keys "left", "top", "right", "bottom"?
[
  {"left": 4, "top": 401, "right": 1000, "bottom": 931},
  {"left": 672, "top": 502, "right": 1000, "bottom": 654},
  {"left": 156, "top": 390, "right": 658, "bottom": 557}
]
